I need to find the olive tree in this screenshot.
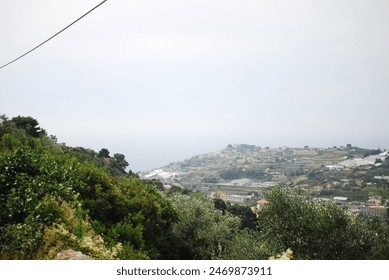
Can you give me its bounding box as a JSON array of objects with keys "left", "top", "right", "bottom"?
[
  {"left": 259, "top": 187, "right": 389, "bottom": 259},
  {"left": 169, "top": 194, "right": 240, "bottom": 259}
]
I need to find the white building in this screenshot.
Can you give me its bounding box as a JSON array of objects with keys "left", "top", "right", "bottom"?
[{"left": 227, "top": 194, "right": 254, "bottom": 204}]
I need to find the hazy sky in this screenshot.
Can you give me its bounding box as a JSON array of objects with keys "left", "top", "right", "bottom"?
[{"left": 1, "top": 0, "right": 388, "bottom": 171}]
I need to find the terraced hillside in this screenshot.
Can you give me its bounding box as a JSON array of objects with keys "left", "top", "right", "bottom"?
[{"left": 144, "top": 144, "right": 385, "bottom": 187}]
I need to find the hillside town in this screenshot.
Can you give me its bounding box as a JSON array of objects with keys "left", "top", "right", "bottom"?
[{"left": 142, "top": 144, "right": 389, "bottom": 218}]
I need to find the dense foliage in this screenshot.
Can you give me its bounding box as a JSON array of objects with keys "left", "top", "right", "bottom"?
[
  {"left": 1, "top": 115, "right": 389, "bottom": 260},
  {"left": 168, "top": 194, "right": 240, "bottom": 259},
  {"left": 259, "top": 188, "right": 389, "bottom": 259},
  {"left": 0, "top": 115, "right": 175, "bottom": 259}
]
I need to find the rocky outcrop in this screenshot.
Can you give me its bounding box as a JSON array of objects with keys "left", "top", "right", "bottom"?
[{"left": 55, "top": 249, "right": 93, "bottom": 260}]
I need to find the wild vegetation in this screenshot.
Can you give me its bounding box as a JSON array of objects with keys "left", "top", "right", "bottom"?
[{"left": 1, "top": 115, "right": 389, "bottom": 260}]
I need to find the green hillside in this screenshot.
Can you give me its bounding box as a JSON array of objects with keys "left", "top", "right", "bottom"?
[{"left": 1, "top": 115, "right": 389, "bottom": 260}]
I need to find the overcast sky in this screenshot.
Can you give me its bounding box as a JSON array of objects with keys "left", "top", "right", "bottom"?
[{"left": 1, "top": 0, "right": 388, "bottom": 171}]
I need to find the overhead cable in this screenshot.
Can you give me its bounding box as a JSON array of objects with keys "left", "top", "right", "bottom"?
[{"left": 0, "top": 0, "right": 108, "bottom": 70}]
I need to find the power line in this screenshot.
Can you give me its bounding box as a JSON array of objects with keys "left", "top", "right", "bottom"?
[{"left": 0, "top": 0, "right": 108, "bottom": 70}]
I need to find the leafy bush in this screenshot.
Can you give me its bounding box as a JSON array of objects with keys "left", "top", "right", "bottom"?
[
  {"left": 259, "top": 187, "right": 389, "bottom": 259},
  {"left": 169, "top": 194, "right": 240, "bottom": 259}
]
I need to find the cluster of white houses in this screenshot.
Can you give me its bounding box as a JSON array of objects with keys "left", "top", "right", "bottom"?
[
  {"left": 332, "top": 195, "right": 387, "bottom": 217},
  {"left": 209, "top": 190, "right": 387, "bottom": 218}
]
